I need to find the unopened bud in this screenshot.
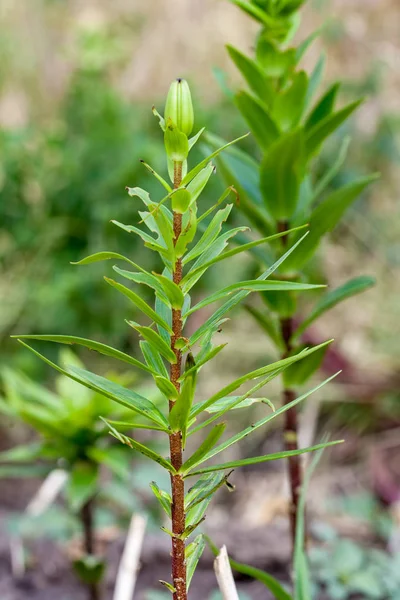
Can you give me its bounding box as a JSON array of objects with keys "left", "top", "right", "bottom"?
[{"left": 164, "top": 78, "right": 194, "bottom": 136}]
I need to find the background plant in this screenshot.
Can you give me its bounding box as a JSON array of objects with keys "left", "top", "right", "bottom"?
[
  {"left": 208, "top": 0, "right": 378, "bottom": 551},
  {"left": 13, "top": 77, "right": 343, "bottom": 599},
  {"left": 0, "top": 349, "right": 155, "bottom": 600}
]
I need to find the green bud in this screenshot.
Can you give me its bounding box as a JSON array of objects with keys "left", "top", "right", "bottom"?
[
  {"left": 164, "top": 118, "right": 189, "bottom": 162},
  {"left": 171, "top": 188, "right": 192, "bottom": 214},
  {"left": 164, "top": 78, "right": 194, "bottom": 136}
]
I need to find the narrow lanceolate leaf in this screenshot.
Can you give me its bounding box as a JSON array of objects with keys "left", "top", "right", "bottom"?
[
  {"left": 293, "top": 276, "right": 376, "bottom": 339},
  {"left": 182, "top": 226, "right": 248, "bottom": 293},
  {"left": 178, "top": 344, "right": 227, "bottom": 381},
  {"left": 260, "top": 129, "right": 305, "bottom": 220},
  {"left": 113, "top": 267, "right": 170, "bottom": 305},
  {"left": 226, "top": 45, "right": 274, "bottom": 105},
  {"left": 183, "top": 204, "right": 233, "bottom": 264},
  {"left": 17, "top": 342, "right": 170, "bottom": 430},
  {"left": 191, "top": 375, "right": 277, "bottom": 436},
  {"left": 227, "top": 0, "right": 273, "bottom": 25},
  {"left": 140, "top": 340, "right": 169, "bottom": 378},
  {"left": 192, "top": 346, "right": 333, "bottom": 418},
  {"left": 305, "top": 82, "right": 340, "bottom": 130},
  {"left": 150, "top": 481, "right": 172, "bottom": 517},
  {"left": 182, "top": 226, "right": 308, "bottom": 290},
  {"left": 181, "top": 132, "right": 249, "bottom": 186},
  {"left": 186, "top": 535, "right": 206, "bottom": 591},
  {"left": 186, "top": 280, "right": 324, "bottom": 317},
  {"left": 12, "top": 334, "right": 155, "bottom": 375},
  {"left": 187, "top": 440, "right": 343, "bottom": 476},
  {"left": 180, "top": 423, "right": 226, "bottom": 474},
  {"left": 105, "top": 277, "right": 173, "bottom": 334},
  {"left": 139, "top": 160, "right": 172, "bottom": 192},
  {"left": 71, "top": 251, "right": 143, "bottom": 270},
  {"left": 305, "top": 99, "right": 362, "bottom": 157},
  {"left": 103, "top": 420, "right": 175, "bottom": 473},
  {"left": 234, "top": 91, "right": 279, "bottom": 151},
  {"left": 282, "top": 175, "right": 379, "bottom": 271},
  {"left": 189, "top": 373, "right": 339, "bottom": 469},
  {"left": 105, "top": 420, "right": 166, "bottom": 432},
  {"left": 188, "top": 232, "right": 311, "bottom": 346},
  {"left": 155, "top": 376, "right": 179, "bottom": 400},
  {"left": 185, "top": 472, "right": 230, "bottom": 511},
  {"left": 186, "top": 163, "right": 215, "bottom": 204},
  {"left": 153, "top": 273, "right": 184, "bottom": 309},
  {"left": 111, "top": 221, "right": 168, "bottom": 256},
  {"left": 127, "top": 322, "right": 177, "bottom": 364},
  {"left": 169, "top": 355, "right": 197, "bottom": 446}
]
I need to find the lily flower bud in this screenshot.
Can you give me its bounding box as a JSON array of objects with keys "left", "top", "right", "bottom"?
[{"left": 164, "top": 78, "right": 194, "bottom": 136}]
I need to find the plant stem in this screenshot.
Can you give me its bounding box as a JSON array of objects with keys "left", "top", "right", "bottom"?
[
  {"left": 169, "top": 160, "right": 187, "bottom": 600},
  {"left": 278, "top": 220, "right": 302, "bottom": 553},
  {"left": 81, "top": 498, "right": 101, "bottom": 600}
]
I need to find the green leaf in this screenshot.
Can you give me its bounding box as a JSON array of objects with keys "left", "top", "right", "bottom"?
[
  {"left": 182, "top": 226, "right": 248, "bottom": 293},
  {"left": 186, "top": 534, "right": 206, "bottom": 590},
  {"left": 188, "top": 232, "right": 312, "bottom": 346},
  {"left": 283, "top": 344, "right": 328, "bottom": 386},
  {"left": 180, "top": 423, "right": 226, "bottom": 474},
  {"left": 260, "top": 129, "right": 305, "bottom": 220},
  {"left": 155, "top": 296, "right": 172, "bottom": 345},
  {"left": 305, "top": 52, "right": 326, "bottom": 107},
  {"left": 192, "top": 360, "right": 334, "bottom": 429},
  {"left": 153, "top": 274, "right": 184, "bottom": 309},
  {"left": 283, "top": 175, "right": 379, "bottom": 271},
  {"left": 127, "top": 322, "right": 177, "bottom": 364},
  {"left": 73, "top": 556, "right": 105, "bottom": 586},
  {"left": 113, "top": 267, "right": 169, "bottom": 305},
  {"left": 272, "top": 71, "right": 308, "bottom": 131},
  {"left": 205, "top": 395, "right": 271, "bottom": 414},
  {"left": 305, "top": 82, "right": 340, "bottom": 130},
  {"left": 234, "top": 91, "right": 280, "bottom": 151},
  {"left": 150, "top": 481, "right": 171, "bottom": 517},
  {"left": 227, "top": 0, "right": 273, "bottom": 25},
  {"left": 16, "top": 341, "right": 169, "bottom": 429},
  {"left": 66, "top": 461, "right": 98, "bottom": 513},
  {"left": 169, "top": 355, "right": 197, "bottom": 445},
  {"left": 183, "top": 205, "right": 233, "bottom": 264},
  {"left": 111, "top": 220, "right": 169, "bottom": 256},
  {"left": 187, "top": 440, "right": 342, "bottom": 476},
  {"left": 185, "top": 472, "right": 230, "bottom": 511},
  {"left": 190, "top": 374, "right": 278, "bottom": 435},
  {"left": 186, "top": 280, "right": 324, "bottom": 317},
  {"left": 104, "top": 277, "right": 173, "bottom": 334},
  {"left": 311, "top": 135, "right": 350, "bottom": 201},
  {"left": 186, "top": 162, "right": 215, "bottom": 204},
  {"left": 12, "top": 334, "right": 155, "bottom": 375},
  {"left": 155, "top": 376, "right": 178, "bottom": 400},
  {"left": 178, "top": 344, "right": 227, "bottom": 381},
  {"left": 226, "top": 45, "right": 274, "bottom": 104},
  {"left": 256, "top": 39, "right": 297, "bottom": 78},
  {"left": 0, "top": 442, "right": 43, "bottom": 463},
  {"left": 182, "top": 133, "right": 249, "bottom": 186},
  {"left": 140, "top": 340, "right": 169, "bottom": 378},
  {"left": 71, "top": 251, "right": 141, "bottom": 270},
  {"left": 182, "top": 226, "right": 307, "bottom": 292},
  {"left": 174, "top": 207, "right": 198, "bottom": 259},
  {"left": 305, "top": 99, "right": 362, "bottom": 157},
  {"left": 204, "top": 133, "right": 274, "bottom": 234},
  {"left": 103, "top": 419, "right": 175, "bottom": 473},
  {"left": 294, "top": 276, "right": 376, "bottom": 339},
  {"left": 139, "top": 160, "right": 172, "bottom": 193}
]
